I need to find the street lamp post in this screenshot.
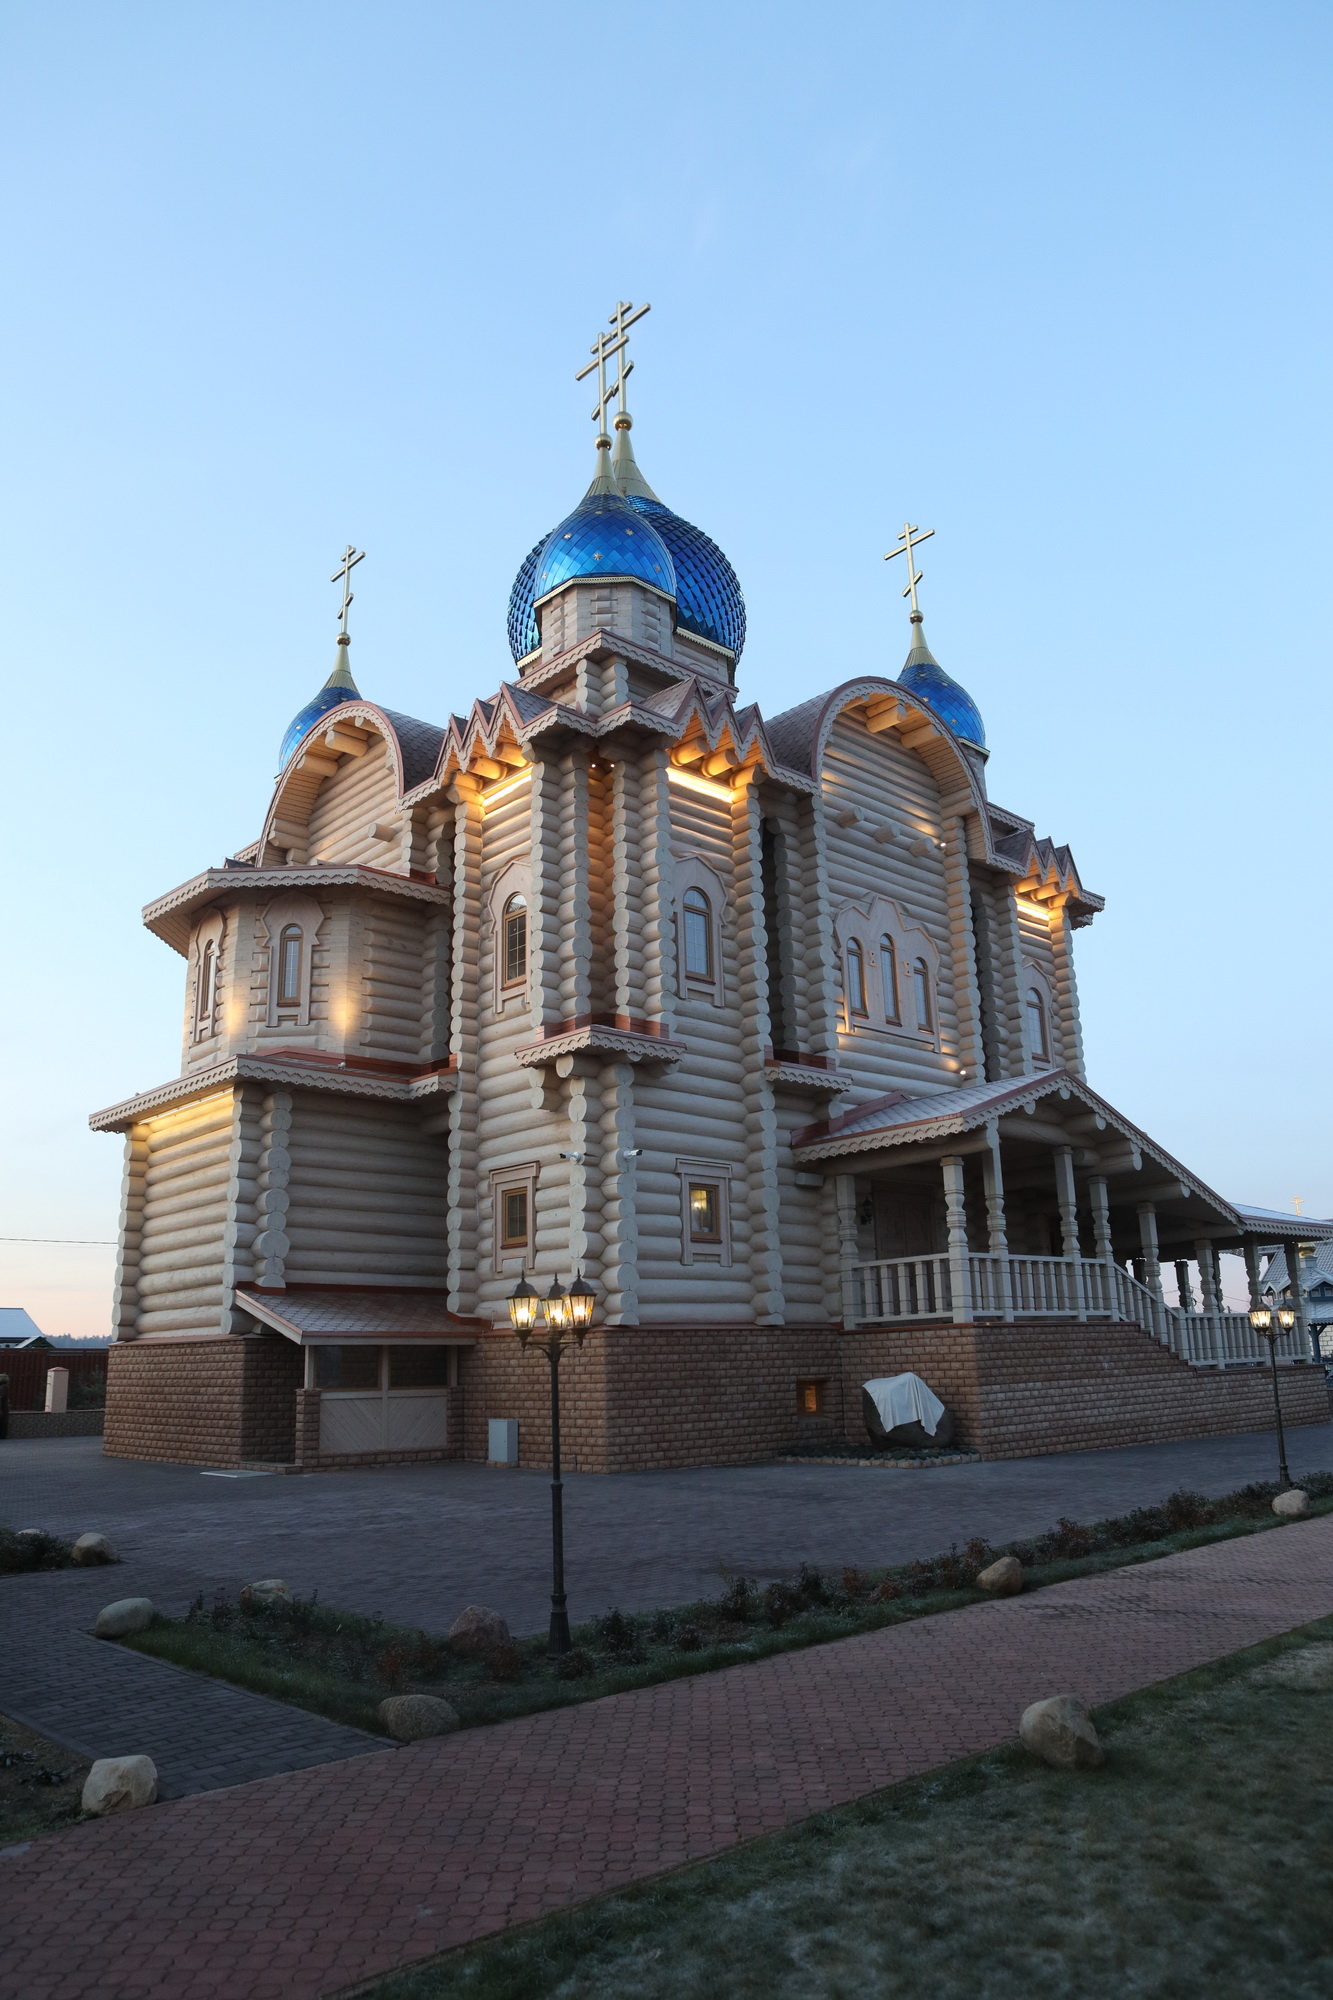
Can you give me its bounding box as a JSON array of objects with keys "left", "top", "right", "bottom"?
[
  {"left": 507, "top": 1270, "right": 596, "bottom": 1658},
  {"left": 1248, "top": 1305, "right": 1296, "bottom": 1488}
]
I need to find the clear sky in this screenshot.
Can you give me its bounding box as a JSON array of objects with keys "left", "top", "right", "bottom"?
[{"left": 2, "top": 2, "right": 1329, "bottom": 1336}]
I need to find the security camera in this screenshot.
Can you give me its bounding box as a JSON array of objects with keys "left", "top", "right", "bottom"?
[
  {"left": 622, "top": 1147, "right": 643, "bottom": 1158},
  {"left": 559, "top": 1151, "right": 584, "bottom": 1163}
]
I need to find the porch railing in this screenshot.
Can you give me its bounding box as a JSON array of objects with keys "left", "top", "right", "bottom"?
[{"left": 846, "top": 1251, "right": 1305, "bottom": 1369}]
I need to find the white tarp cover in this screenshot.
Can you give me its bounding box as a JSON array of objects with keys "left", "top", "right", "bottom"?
[{"left": 862, "top": 1373, "right": 947, "bottom": 1437}]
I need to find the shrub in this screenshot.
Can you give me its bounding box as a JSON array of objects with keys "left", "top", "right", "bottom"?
[
  {"left": 717, "top": 1578, "right": 756, "bottom": 1624},
  {"left": 0, "top": 1527, "right": 74, "bottom": 1575},
  {"left": 375, "top": 1647, "right": 409, "bottom": 1691},
  {"left": 647, "top": 1610, "right": 677, "bottom": 1644},
  {"left": 796, "top": 1564, "right": 828, "bottom": 1606},
  {"left": 553, "top": 1648, "right": 595, "bottom": 1680},
  {"left": 675, "top": 1625, "right": 704, "bottom": 1652},
  {"left": 594, "top": 1609, "right": 645, "bottom": 1661},
  {"left": 487, "top": 1643, "right": 524, "bottom": 1683},
  {"left": 761, "top": 1581, "right": 805, "bottom": 1628},
  {"left": 1162, "top": 1489, "right": 1212, "bottom": 1531}
]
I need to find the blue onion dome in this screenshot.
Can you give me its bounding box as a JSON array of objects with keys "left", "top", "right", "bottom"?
[
  {"left": 531, "top": 438, "right": 676, "bottom": 608},
  {"left": 613, "top": 416, "right": 746, "bottom": 659},
  {"left": 279, "top": 636, "right": 362, "bottom": 767},
  {"left": 507, "top": 537, "right": 543, "bottom": 663},
  {"left": 897, "top": 617, "right": 985, "bottom": 749}
]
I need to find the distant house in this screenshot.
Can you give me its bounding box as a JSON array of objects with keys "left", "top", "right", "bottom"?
[{"left": 0, "top": 1307, "right": 49, "bottom": 1347}]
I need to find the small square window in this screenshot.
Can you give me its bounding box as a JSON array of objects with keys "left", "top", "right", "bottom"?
[
  {"left": 501, "top": 1187, "right": 529, "bottom": 1250},
  {"left": 796, "top": 1378, "right": 827, "bottom": 1417},
  {"left": 689, "top": 1183, "right": 721, "bottom": 1243},
  {"left": 388, "top": 1346, "right": 450, "bottom": 1389}
]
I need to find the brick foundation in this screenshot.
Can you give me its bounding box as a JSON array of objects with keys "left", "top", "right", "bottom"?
[
  {"left": 105, "top": 1319, "right": 1331, "bottom": 1472},
  {"left": 105, "top": 1335, "right": 301, "bottom": 1468}
]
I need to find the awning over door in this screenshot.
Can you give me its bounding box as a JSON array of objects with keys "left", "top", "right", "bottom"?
[{"left": 234, "top": 1285, "right": 484, "bottom": 1346}]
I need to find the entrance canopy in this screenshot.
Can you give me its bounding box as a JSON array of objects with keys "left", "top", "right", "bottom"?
[{"left": 236, "top": 1285, "right": 484, "bottom": 1347}]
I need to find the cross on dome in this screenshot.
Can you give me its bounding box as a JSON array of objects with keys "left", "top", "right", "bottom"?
[
  {"left": 576, "top": 301, "right": 650, "bottom": 435},
  {"left": 885, "top": 522, "right": 934, "bottom": 620},
  {"left": 330, "top": 545, "right": 365, "bottom": 637}
]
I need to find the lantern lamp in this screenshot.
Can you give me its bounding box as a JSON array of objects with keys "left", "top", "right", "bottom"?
[
  {"left": 1248, "top": 1305, "right": 1273, "bottom": 1336},
  {"left": 507, "top": 1273, "right": 540, "bottom": 1342},
  {"left": 1276, "top": 1307, "right": 1297, "bottom": 1334},
  {"left": 567, "top": 1270, "right": 596, "bottom": 1339},
  {"left": 544, "top": 1277, "right": 572, "bottom": 1334}
]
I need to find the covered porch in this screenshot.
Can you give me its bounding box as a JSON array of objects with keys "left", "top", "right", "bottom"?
[{"left": 792, "top": 1074, "right": 1333, "bottom": 1371}]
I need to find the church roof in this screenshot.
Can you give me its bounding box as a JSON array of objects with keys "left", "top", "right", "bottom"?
[
  {"left": 898, "top": 620, "right": 985, "bottom": 749},
  {"left": 279, "top": 638, "right": 363, "bottom": 768}
]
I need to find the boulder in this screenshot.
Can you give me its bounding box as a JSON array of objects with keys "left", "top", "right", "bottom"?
[
  {"left": 94, "top": 1597, "right": 155, "bottom": 1639},
  {"left": 977, "top": 1555, "right": 1024, "bottom": 1596},
  {"left": 1019, "top": 1694, "right": 1105, "bottom": 1770},
  {"left": 448, "top": 1605, "right": 511, "bottom": 1658},
  {"left": 1272, "top": 1488, "right": 1310, "bottom": 1519},
  {"left": 82, "top": 1756, "right": 158, "bottom": 1814},
  {"left": 379, "top": 1694, "right": 461, "bottom": 1742},
  {"left": 72, "top": 1533, "right": 118, "bottom": 1566},
  {"left": 239, "top": 1578, "right": 292, "bottom": 1609}
]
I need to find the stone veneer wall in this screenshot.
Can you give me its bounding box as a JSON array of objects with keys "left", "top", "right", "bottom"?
[
  {"left": 104, "top": 1319, "right": 1330, "bottom": 1472},
  {"left": 105, "top": 1335, "right": 300, "bottom": 1468},
  {"left": 459, "top": 1320, "right": 1331, "bottom": 1473}
]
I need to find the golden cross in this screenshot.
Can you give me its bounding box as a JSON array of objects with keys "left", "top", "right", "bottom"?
[
  {"left": 884, "top": 522, "right": 935, "bottom": 616},
  {"left": 575, "top": 301, "right": 650, "bottom": 430},
  {"left": 331, "top": 545, "right": 365, "bottom": 636}
]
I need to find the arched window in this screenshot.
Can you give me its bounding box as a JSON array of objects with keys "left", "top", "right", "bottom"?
[
  {"left": 912, "top": 957, "right": 933, "bottom": 1033},
  {"left": 1026, "top": 986, "right": 1050, "bottom": 1063},
  {"left": 276, "top": 926, "right": 303, "bottom": 1009},
  {"left": 196, "top": 941, "right": 215, "bottom": 1033},
  {"left": 846, "top": 938, "right": 868, "bottom": 1017},
  {"left": 879, "top": 935, "right": 900, "bottom": 1024},
  {"left": 682, "top": 887, "right": 714, "bottom": 982},
  {"left": 502, "top": 893, "right": 528, "bottom": 987}
]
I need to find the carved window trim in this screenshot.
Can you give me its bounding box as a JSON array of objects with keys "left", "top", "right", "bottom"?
[
  {"left": 259, "top": 894, "right": 325, "bottom": 1028},
  {"left": 676, "top": 1155, "right": 734, "bottom": 1267},
  {"left": 833, "top": 898, "right": 940, "bottom": 1048},
  {"left": 1022, "top": 961, "right": 1056, "bottom": 1069},
  {"left": 485, "top": 859, "right": 532, "bottom": 1014},
  {"left": 673, "top": 853, "right": 727, "bottom": 1005},
  {"left": 191, "top": 910, "right": 226, "bottom": 1043},
  {"left": 490, "top": 1161, "right": 538, "bottom": 1275}
]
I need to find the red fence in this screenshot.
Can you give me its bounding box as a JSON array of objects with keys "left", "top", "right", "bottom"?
[{"left": 0, "top": 1350, "right": 108, "bottom": 1411}]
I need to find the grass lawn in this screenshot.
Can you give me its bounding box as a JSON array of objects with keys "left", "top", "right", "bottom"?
[
  {"left": 119, "top": 1482, "right": 1333, "bottom": 1738},
  {"left": 358, "top": 1615, "right": 1333, "bottom": 2000},
  {"left": 0, "top": 1714, "right": 91, "bottom": 1846}
]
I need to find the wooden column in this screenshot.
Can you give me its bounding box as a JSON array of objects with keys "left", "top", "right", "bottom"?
[
  {"left": 445, "top": 776, "right": 483, "bottom": 1314},
  {"left": 793, "top": 789, "right": 841, "bottom": 1058},
  {"left": 1243, "top": 1239, "right": 1264, "bottom": 1309},
  {"left": 1089, "top": 1176, "right": 1114, "bottom": 1263},
  {"left": 997, "top": 888, "right": 1031, "bottom": 1078},
  {"left": 1137, "top": 1203, "right": 1163, "bottom": 1300},
  {"left": 731, "top": 771, "right": 784, "bottom": 1324},
  {"left": 832, "top": 1174, "right": 861, "bottom": 1325},
  {"left": 1194, "top": 1238, "right": 1219, "bottom": 1313},
  {"left": 942, "top": 1154, "right": 971, "bottom": 1325},
  {"left": 1174, "top": 1260, "right": 1196, "bottom": 1311},
  {"left": 1053, "top": 1146, "right": 1085, "bottom": 1319},
  {"left": 982, "top": 1125, "right": 1013, "bottom": 1322},
  {"left": 110, "top": 1126, "right": 148, "bottom": 1340}
]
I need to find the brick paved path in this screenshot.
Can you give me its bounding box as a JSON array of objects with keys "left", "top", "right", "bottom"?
[
  {"left": 3, "top": 1516, "right": 1333, "bottom": 2000},
  {"left": 0, "top": 1574, "right": 378, "bottom": 1797}
]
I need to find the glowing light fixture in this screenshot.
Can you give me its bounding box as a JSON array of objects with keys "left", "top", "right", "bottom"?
[{"left": 667, "top": 765, "right": 734, "bottom": 802}]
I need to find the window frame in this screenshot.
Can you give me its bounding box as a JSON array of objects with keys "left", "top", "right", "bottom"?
[
  {"left": 261, "top": 894, "right": 325, "bottom": 1029},
  {"left": 1021, "top": 963, "right": 1057, "bottom": 1069},
  {"left": 490, "top": 1162, "right": 539, "bottom": 1274},
  {"left": 487, "top": 862, "right": 532, "bottom": 1013},
  {"left": 682, "top": 886, "right": 715, "bottom": 984},
  {"left": 673, "top": 854, "right": 727, "bottom": 1004},
  {"left": 675, "top": 1156, "right": 734, "bottom": 1266},
  {"left": 845, "top": 937, "right": 869, "bottom": 1020},
  {"left": 276, "top": 925, "right": 304, "bottom": 1010},
  {"left": 879, "top": 934, "right": 900, "bottom": 1025},
  {"left": 912, "top": 956, "right": 934, "bottom": 1035},
  {"left": 501, "top": 892, "right": 528, "bottom": 990}
]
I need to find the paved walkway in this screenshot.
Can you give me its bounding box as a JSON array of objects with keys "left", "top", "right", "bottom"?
[{"left": 3, "top": 1515, "right": 1333, "bottom": 2000}]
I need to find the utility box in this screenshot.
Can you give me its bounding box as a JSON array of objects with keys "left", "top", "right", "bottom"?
[
  {"left": 487, "top": 1418, "right": 519, "bottom": 1466},
  {"left": 44, "top": 1367, "right": 70, "bottom": 1414}
]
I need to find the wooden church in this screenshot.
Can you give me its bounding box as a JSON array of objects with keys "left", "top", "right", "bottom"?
[{"left": 94, "top": 308, "right": 1330, "bottom": 1472}]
